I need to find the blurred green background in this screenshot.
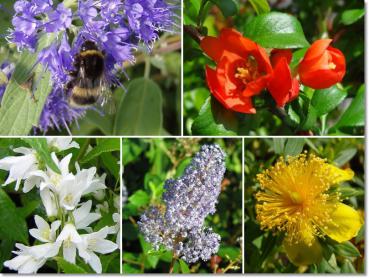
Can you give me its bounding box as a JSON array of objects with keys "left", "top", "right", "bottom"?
[
  {"left": 244, "top": 137, "right": 364, "bottom": 273},
  {"left": 122, "top": 138, "right": 242, "bottom": 273}
]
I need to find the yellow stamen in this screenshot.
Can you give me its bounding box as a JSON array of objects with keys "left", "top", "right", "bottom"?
[{"left": 328, "top": 62, "right": 336, "bottom": 70}]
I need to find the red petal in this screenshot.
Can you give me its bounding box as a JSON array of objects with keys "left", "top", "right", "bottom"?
[
  {"left": 303, "top": 39, "right": 332, "bottom": 61},
  {"left": 268, "top": 57, "right": 293, "bottom": 106},
  {"left": 200, "top": 36, "right": 224, "bottom": 63},
  {"left": 271, "top": 49, "right": 293, "bottom": 66}
]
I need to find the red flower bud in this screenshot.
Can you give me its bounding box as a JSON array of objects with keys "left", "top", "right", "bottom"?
[
  {"left": 298, "top": 39, "right": 346, "bottom": 89},
  {"left": 200, "top": 28, "right": 273, "bottom": 114},
  {"left": 268, "top": 49, "right": 300, "bottom": 107}
]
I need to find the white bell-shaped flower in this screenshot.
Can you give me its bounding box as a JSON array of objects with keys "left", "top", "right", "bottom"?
[
  {"left": 56, "top": 224, "right": 82, "bottom": 264},
  {"left": 4, "top": 242, "right": 61, "bottom": 274},
  {"left": 29, "top": 215, "right": 61, "bottom": 243},
  {"left": 46, "top": 138, "right": 80, "bottom": 151},
  {"left": 77, "top": 226, "right": 118, "bottom": 273},
  {"left": 0, "top": 147, "right": 38, "bottom": 191},
  {"left": 72, "top": 200, "right": 101, "bottom": 232}
]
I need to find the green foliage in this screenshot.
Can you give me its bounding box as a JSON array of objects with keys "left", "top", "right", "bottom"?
[
  {"left": 340, "top": 9, "right": 365, "bottom": 25},
  {"left": 244, "top": 138, "right": 365, "bottom": 273},
  {"left": 248, "top": 0, "right": 270, "bottom": 15},
  {"left": 123, "top": 138, "right": 242, "bottom": 273},
  {"left": 210, "top": 0, "right": 239, "bottom": 17},
  {"left": 244, "top": 12, "right": 309, "bottom": 48},
  {"left": 114, "top": 78, "right": 163, "bottom": 135}
]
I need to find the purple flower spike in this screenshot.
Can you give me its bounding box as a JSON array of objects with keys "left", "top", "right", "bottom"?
[{"left": 138, "top": 145, "right": 225, "bottom": 263}]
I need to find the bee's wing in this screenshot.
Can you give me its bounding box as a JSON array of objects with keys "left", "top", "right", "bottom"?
[{"left": 97, "top": 76, "right": 116, "bottom": 115}]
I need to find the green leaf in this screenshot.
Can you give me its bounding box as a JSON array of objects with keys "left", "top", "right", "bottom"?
[
  {"left": 333, "top": 85, "right": 365, "bottom": 130},
  {"left": 218, "top": 246, "right": 241, "bottom": 261},
  {"left": 332, "top": 241, "right": 361, "bottom": 258},
  {"left": 55, "top": 257, "right": 87, "bottom": 273},
  {"left": 0, "top": 239, "right": 14, "bottom": 272},
  {"left": 192, "top": 97, "right": 238, "bottom": 135},
  {"left": 0, "top": 51, "right": 52, "bottom": 135},
  {"left": 311, "top": 86, "right": 347, "bottom": 116},
  {"left": 333, "top": 148, "right": 357, "bottom": 167},
  {"left": 0, "top": 189, "right": 28, "bottom": 244},
  {"left": 284, "top": 138, "right": 305, "bottom": 156},
  {"left": 23, "top": 138, "right": 61, "bottom": 174},
  {"left": 210, "top": 0, "right": 239, "bottom": 17},
  {"left": 80, "top": 138, "right": 120, "bottom": 164},
  {"left": 243, "top": 12, "right": 310, "bottom": 49},
  {"left": 249, "top": 0, "right": 270, "bottom": 15},
  {"left": 179, "top": 259, "right": 190, "bottom": 273},
  {"left": 341, "top": 9, "right": 365, "bottom": 25},
  {"left": 114, "top": 77, "right": 163, "bottom": 135},
  {"left": 341, "top": 260, "right": 356, "bottom": 273},
  {"left": 122, "top": 264, "right": 141, "bottom": 274},
  {"left": 338, "top": 186, "right": 364, "bottom": 199},
  {"left": 273, "top": 138, "right": 286, "bottom": 154},
  {"left": 128, "top": 190, "right": 150, "bottom": 207}
]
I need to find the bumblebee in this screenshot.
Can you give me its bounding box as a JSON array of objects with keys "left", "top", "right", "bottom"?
[{"left": 67, "top": 40, "right": 114, "bottom": 111}]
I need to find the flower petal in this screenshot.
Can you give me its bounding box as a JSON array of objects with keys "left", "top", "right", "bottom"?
[
  {"left": 322, "top": 203, "right": 363, "bottom": 243},
  {"left": 283, "top": 237, "right": 323, "bottom": 266},
  {"left": 324, "top": 164, "right": 354, "bottom": 184}
]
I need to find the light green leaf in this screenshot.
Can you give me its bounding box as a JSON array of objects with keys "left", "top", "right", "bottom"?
[
  {"left": 284, "top": 138, "right": 305, "bottom": 156},
  {"left": 80, "top": 138, "right": 120, "bottom": 164},
  {"left": 23, "top": 138, "right": 61, "bottom": 174},
  {"left": 244, "top": 12, "right": 310, "bottom": 49},
  {"left": 341, "top": 9, "right": 365, "bottom": 25},
  {"left": 128, "top": 190, "right": 150, "bottom": 207},
  {"left": 249, "top": 0, "right": 270, "bottom": 15},
  {"left": 273, "top": 138, "right": 286, "bottom": 154},
  {"left": 0, "top": 189, "right": 28, "bottom": 244},
  {"left": 114, "top": 78, "right": 163, "bottom": 135},
  {"left": 179, "top": 259, "right": 190, "bottom": 273},
  {"left": 0, "top": 51, "right": 52, "bottom": 135},
  {"left": 332, "top": 241, "right": 361, "bottom": 258}
]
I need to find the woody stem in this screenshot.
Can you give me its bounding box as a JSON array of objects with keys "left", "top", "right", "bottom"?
[{"left": 183, "top": 25, "right": 203, "bottom": 44}]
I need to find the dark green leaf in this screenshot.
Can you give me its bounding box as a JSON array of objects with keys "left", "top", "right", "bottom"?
[
  {"left": 192, "top": 97, "right": 238, "bottom": 135},
  {"left": 341, "top": 9, "right": 365, "bottom": 25},
  {"left": 249, "top": 0, "right": 270, "bottom": 15},
  {"left": 210, "top": 0, "right": 239, "bottom": 17},
  {"left": 333, "top": 85, "right": 365, "bottom": 129},
  {"left": 244, "top": 12, "right": 310, "bottom": 49},
  {"left": 55, "top": 257, "right": 87, "bottom": 273},
  {"left": 23, "top": 138, "right": 61, "bottom": 174},
  {"left": 311, "top": 86, "right": 347, "bottom": 116},
  {"left": 80, "top": 138, "right": 120, "bottom": 164},
  {"left": 114, "top": 77, "right": 163, "bottom": 135},
  {"left": 332, "top": 241, "right": 361, "bottom": 258},
  {"left": 0, "top": 239, "right": 15, "bottom": 272},
  {"left": 338, "top": 186, "right": 364, "bottom": 199},
  {"left": 122, "top": 264, "right": 141, "bottom": 274},
  {"left": 0, "top": 188, "right": 28, "bottom": 243}
]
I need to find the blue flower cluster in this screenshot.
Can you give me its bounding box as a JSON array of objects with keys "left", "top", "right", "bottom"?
[
  {"left": 8, "top": 0, "right": 178, "bottom": 133},
  {"left": 138, "top": 144, "right": 225, "bottom": 263}
]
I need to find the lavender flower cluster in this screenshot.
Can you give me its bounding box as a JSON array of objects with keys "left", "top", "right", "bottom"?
[
  {"left": 6, "top": 0, "right": 178, "bottom": 133},
  {"left": 138, "top": 144, "right": 226, "bottom": 263}
]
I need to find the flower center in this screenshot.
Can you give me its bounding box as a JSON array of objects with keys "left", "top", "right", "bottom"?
[
  {"left": 42, "top": 228, "right": 51, "bottom": 240},
  {"left": 328, "top": 62, "right": 336, "bottom": 69},
  {"left": 234, "top": 55, "right": 260, "bottom": 84},
  {"left": 50, "top": 173, "right": 61, "bottom": 187},
  {"left": 63, "top": 194, "right": 74, "bottom": 205},
  {"left": 290, "top": 191, "right": 303, "bottom": 205}
]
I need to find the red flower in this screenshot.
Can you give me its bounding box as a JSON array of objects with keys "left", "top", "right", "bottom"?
[
  {"left": 268, "top": 49, "right": 300, "bottom": 107},
  {"left": 298, "top": 39, "right": 346, "bottom": 89},
  {"left": 200, "top": 28, "right": 273, "bottom": 114}
]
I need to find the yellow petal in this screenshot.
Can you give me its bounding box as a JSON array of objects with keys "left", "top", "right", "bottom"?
[
  {"left": 324, "top": 164, "right": 354, "bottom": 184},
  {"left": 322, "top": 203, "right": 363, "bottom": 243},
  {"left": 283, "top": 237, "right": 323, "bottom": 266}
]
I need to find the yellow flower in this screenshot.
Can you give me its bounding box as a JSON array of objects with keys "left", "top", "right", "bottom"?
[{"left": 255, "top": 153, "right": 363, "bottom": 266}]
